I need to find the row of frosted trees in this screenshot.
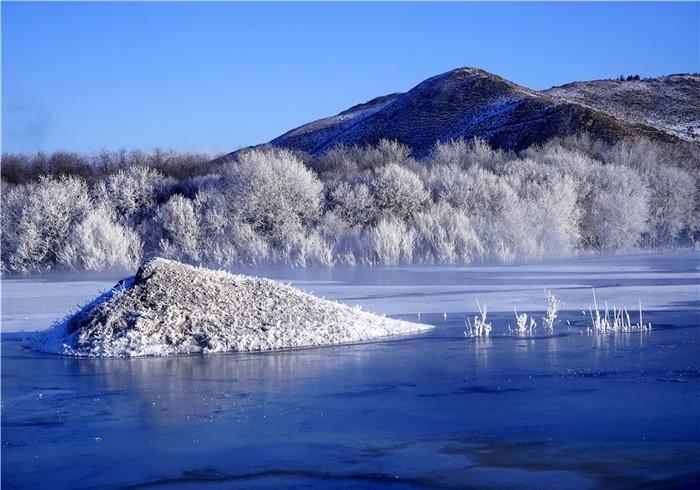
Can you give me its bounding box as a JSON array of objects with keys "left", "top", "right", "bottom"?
[{"left": 1, "top": 137, "right": 698, "bottom": 273}]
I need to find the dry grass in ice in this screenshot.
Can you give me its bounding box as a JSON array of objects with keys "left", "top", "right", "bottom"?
[
  {"left": 464, "top": 300, "right": 492, "bottom": 337},
  {"left": 586, "top": 288, "right": 651, "bottom": 334}
]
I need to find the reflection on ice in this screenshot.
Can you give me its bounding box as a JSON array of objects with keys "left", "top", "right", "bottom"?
[
  {"left": 62, "top": 344, "right": 375, "bottom": 426},
  {"left": 464, "top": 335, "right": 494, "bottom": 372}
]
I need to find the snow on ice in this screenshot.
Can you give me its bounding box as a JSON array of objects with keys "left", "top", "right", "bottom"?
[{"left": 32, "top": 258, "right": 433, "bottom": 357}]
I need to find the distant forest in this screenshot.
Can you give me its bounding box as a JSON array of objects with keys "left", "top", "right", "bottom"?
[{"left": 1, "top": 136, "right": 699, "bottom": 274}]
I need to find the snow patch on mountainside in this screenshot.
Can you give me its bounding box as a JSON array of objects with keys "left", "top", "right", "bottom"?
[{"left": 32, "top": 258, "right": 433, "bottom": 358}]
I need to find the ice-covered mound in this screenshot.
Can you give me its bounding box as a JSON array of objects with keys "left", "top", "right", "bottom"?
[{"left": 32, "top": 258, "right": 432, "bottom": 358}]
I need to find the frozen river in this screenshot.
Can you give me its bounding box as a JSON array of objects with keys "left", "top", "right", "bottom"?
[{"left": 2, "top": 252, "right": 699, "bottom": 489}]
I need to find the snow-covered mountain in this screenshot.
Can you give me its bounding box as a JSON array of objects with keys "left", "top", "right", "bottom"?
[{"left": 265, "top": 67, "right": 699, "bottom": 157}]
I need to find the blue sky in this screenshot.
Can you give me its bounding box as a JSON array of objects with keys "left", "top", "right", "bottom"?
[{"left": 2, "top": 2, "right": 698, "bottom": 155}]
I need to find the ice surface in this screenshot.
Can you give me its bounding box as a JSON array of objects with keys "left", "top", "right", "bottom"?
[
  {"left": 2, "top": 252, "right": 699, "bottom": 489},
  {"left": 30, "top": 258, "right": 432, "bottom": 357},
  {"left": 3, "top": 251, "right": 698, "bottom": 334}
]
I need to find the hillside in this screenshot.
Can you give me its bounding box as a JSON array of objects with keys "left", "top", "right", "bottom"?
[
  {"left": 544, "top": 74, "right": 700, "bottom": 142},
  {"left": 266, "top": 68, "right": 697, "bottom": 157}
]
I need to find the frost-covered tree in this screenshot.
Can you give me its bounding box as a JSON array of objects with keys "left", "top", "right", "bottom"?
[
  {"left": 411, "top": 203, "right": 483, "bottom": 264},
  {"left": 429, "top": 138, "right": 510, "bottom": 171},
  {"left": 94, "top": 165, "right": 173, "bottom": 225},
  {"left": 192, "top": 189, "right": 269, "bottom": 267},
  {"left": 503, "top": 159, "right": 581, "bottom": 257},
  {"left": 317, "top": 212, "right": 367, "bottom": 266},
  {"left": 427, "top": 164, "right": 474, "bottom": 211},
  {"left": 600, "top": 138, "right": 662, "bottom": 172},
  {"left": 155, "top": 194, "right": 201, "bottom": 262},
  {"left": 286, "top": 230, "right": 333, "bottom": 267},
  {"left": 370, "top": 163, "right": 429, "bottom": 220},
  {"left": 329, "top": 182, "right": 377, "bottom": 226},
  {"left": 313, "top": 139, "right": 413, "bottom": 183},
  {"left": 57, "top": 206, "right": 142, "bottom": 272},
  {"left": 365, "top": 217, "right": 415, "bottom": 265},
  {"left": 1, "top": 176, "right": 92, "bottom": 273},
  {"left": 583, "top": 164, "right": 649, "bottom": 251},
  {"left": 643, "top": 166, "right": 696, "bottom": 246},
  {"left": 225, "top": 148, "right": 324, "bottom": 255},
  {"left": 1, "top": 136, "right": 697, "bottom": 272}
]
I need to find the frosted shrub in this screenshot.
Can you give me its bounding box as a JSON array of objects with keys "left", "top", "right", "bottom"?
[
  {"left": 410, "top": 203, "right": 483, "bottom": 264},
  {"left": 193, "top": 189, "right": 269, "bottom": 267},
  {"left": 351, "top": 139, "right": 413, "bottom": 170},
  {"left": 471, "top": 178, "right": 533, "bottom": 262},
  {"left": 465, "top": 300, "right": 492, "bottom": 337},
  {"left": 525, "top": 140, "right": 595, "bottom": 175},
  {"left": 288, "top": 231, "right": 333, "bottom": 267},
  {"left": 644, "top": 166, "right": 696, "bottom": 246},
  {"left": 428, "top": 164, "right": 516, "bottom": 222},
  {"left": 584, "top": 164, "right": 649, "bottom": 251},
  {"left": 429, "top": 138, "right": 509, "bottom": 171},
  {"left": 600, "top": 138, "right": 662, "bottom": 172},
  {"left": 335, "top": 231, "right": 365, "bottom": 266},
  {"left": 427, "top": 164, "right": 474, "bottom": 211},
  {"left": 464, "top": 138, "right": 509, "bottom": 172},
  {"left": 313, "top": 144, "right": 361, "bottom": 183},
  {"left": 226, "top": 148, "right": 323, "bottom": 248},
  {"left": 177, "top": 173, "right": 223, "bottom": 198},
  {"left": 1, "top": 136, "right": 698, "bottom": 273},
  {"left": 94, "top": 166, "right": 173, "bottom": 225},
  {"left": 317, "top": 212, "right": 363, "bottom": 266},
  {"left": 314, "top": 139, "right": 412, "bottom": 182},
  {"left": 329, "top": 182, "right": 378, "bottom": 226},
  {"left": 57, "top": 206, "right": 142, "bottom": 272},
  {"left": 429, "top": 138, "right": 472, "bottom": 168},
  {"left": 526, "top": 143, "right": 597, "bottom": 228},
  {"left": 155, "top": 194, "right": 200, "bottom": 262},
  {"left": 215, "top": 219, "right": 269, "bottom": 267},
  {"left": 370, "top": 163, "right": 429, "bottom": 220},
  {"left": 504, "top": 161, "right": 581, "bottom": 258},
  {"left": 1, "top": 176, "right": 92, "bottom": 273},
  {"left": 374, "top": 139, "right": 413, "bottom": 166},
  {"left": 430, "top": 164, "right": 525, "bottom": 259},
  {"left": 366, "top": 217, "right": 415, "bottom": 265}
]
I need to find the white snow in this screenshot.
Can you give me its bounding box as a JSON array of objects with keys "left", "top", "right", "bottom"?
[{"left": 31, "top": 258, "right": 433, "bottom": 358}]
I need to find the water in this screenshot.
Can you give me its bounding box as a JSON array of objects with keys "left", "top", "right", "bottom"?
[{"left": 2, "top": 252, "right": 699, "bottom": 489}]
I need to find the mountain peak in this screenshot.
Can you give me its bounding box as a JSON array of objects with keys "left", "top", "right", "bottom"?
[{"left": 439, "top": 66, "right": 498, "bottom": 78}]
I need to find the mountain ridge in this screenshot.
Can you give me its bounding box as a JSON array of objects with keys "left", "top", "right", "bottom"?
[{"left": 225, "top": 67, "right": 700, "bottom": 160}]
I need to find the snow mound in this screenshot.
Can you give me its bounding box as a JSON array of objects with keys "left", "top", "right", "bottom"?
[{"left": 32, "top": 258, "right": 433, "bottom": 358}]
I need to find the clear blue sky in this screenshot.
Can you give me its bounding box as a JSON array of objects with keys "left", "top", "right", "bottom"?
[{"left": 2, "top": 2, "right": 698, "bottom": 155}]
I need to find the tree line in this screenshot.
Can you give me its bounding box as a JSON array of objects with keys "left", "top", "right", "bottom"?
[{"left": 2, "top": 136, "right": 698, "bottom": 274}]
